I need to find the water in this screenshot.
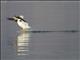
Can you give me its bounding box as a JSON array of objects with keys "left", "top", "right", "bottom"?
[
  {"left": 1, "top": 31, "right": 79, "bottom": 60},
  {"left": 1, "top": 1, "right": 79, "bottom": 60}
]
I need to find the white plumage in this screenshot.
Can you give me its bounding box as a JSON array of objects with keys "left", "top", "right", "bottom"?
[
  {"left": 17, "top": 19, "right": 31, "bottom": 29},
  {"left": 8, "top": 15, "right": 31, "bottom": 30}
]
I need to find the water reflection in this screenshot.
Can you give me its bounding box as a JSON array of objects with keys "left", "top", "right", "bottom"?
[{"left": 16, "top": 32, "right": 31, "bottom": 56}]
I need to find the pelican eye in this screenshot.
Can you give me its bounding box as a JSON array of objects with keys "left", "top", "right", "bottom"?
[{"left": 20, "top": 20, "right": 22, "bottom": 22}]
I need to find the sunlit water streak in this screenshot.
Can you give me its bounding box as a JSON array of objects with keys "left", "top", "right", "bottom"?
[{"left": 16, "top": 32, "right": 31, "bottom": 56}]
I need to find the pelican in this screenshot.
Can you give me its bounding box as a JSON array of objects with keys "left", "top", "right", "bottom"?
[{"left": 8, "top": 15, "right": 31, "bottom": 31}]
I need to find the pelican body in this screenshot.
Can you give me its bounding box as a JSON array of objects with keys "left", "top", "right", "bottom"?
[{"left": 8, "top": 15, "right": 31, "bottom": 31}]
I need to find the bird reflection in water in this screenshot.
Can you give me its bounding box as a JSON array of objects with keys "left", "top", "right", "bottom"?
[{"left": 16, "top": 32, "right": 31, "bottom": 56}]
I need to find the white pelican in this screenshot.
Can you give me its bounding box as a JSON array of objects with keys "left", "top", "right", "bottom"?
[{"left": 8, "top": 15, "right": 31, "bottom": 31}]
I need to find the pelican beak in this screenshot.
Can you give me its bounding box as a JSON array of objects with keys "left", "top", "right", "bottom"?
[{"left": 7, "top": 17, "right": 17, "bottom": 22}]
